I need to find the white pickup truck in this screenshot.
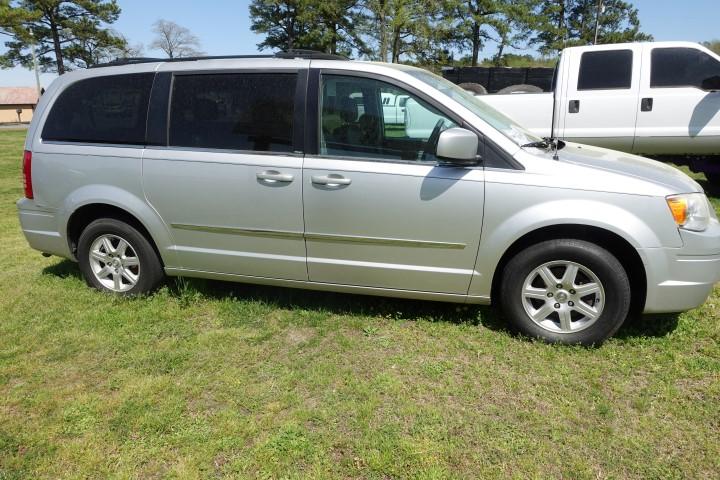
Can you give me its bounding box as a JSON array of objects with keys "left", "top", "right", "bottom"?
[
  {"left": 381, "top": 92, "right": 409, "bottom": 125},
  {"left": 479, "top": 41, "right": 720, "bottom": 183}
]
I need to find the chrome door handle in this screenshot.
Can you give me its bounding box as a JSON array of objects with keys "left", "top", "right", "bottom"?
[
  {"left": 257, "top": 170, "right": 294, "bottom": 183},
  {"left": 311, "top": 175, "right": 352, "bottom": 186}
]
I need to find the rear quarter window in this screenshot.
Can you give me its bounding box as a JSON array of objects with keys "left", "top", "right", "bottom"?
[
  {"left": 651, "top": 47, "right": 720, "bottom": 89},
  {"left": 42, "top": 73, "right": 155, "bottom": 145}
]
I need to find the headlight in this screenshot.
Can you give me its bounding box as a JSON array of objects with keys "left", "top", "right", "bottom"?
[{"left": 666, "top": 193, "right": 711, "bottom": 232}]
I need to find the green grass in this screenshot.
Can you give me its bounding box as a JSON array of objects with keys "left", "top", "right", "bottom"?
[{"left": 1, "top": 129, "right": 718, "bottom": 479}]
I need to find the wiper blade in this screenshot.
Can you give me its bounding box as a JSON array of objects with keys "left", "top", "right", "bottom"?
[
  {"left": 521, "top": 137, "right": 567, "bottom": 152},
  {"left": 521, "top": 140, "right": 551, "bottom": 149}
]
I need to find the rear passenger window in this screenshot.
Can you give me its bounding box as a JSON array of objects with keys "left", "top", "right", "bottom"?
[
  {"left": 651, "top": 47, "right": 720, "bottom": 89},
  {"left": 577, "top": 50, "right": 633, "bottom": 90},
  {"left": 169, "top": 73, "right": 297, "bottom": 152},
  {"left": 42, "top": 73, "right": 154, "bottom": 144}
]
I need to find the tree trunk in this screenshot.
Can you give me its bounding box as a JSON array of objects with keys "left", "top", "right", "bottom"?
[
  {"left": 330, "top": 23, "right": 337, "bottom": 54},
  {"left": 471, "top": 21, "right": 480, "bottom": 66},
  {"left": 494, "top": 41, "right": 505, "bottom": 66},
  {"left": 47, "top": 9, "right": 65, "bottom": 75},
  {"left": 391, "top": 25, "right": 401, "bottom": 63},
  {"left": 287, "top": 17, "right": 295, "bottom": 50},
  {"left": 377, "top": 0, "right": 388, "bottom": 62}
]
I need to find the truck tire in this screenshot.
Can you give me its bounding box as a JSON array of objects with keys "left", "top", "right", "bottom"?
[
  {"left": 500, "top": 239, "right": 631, "bottom": 346},
  {"left": 496, "top": 84, "right": 543, "bottom": 94},
  {"left": 458, "top": 82, "right": 487, "bottom": 95}
]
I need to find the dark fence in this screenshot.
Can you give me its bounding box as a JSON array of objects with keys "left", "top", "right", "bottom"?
[{"left": 441, "top": 66, "right": 555, "bottom": 93}]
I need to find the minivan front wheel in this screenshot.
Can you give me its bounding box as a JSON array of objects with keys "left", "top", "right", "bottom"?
[
  {"left": 78, "top": 218, "right": 165, "bottom": 295},
  {"left": 500, "top": 239, "right": 631, "bottom": 345}
]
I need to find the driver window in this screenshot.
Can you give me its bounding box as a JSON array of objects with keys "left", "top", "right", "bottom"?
[{"left": 320, "top": 74, "right": 457, "bottom": 162}]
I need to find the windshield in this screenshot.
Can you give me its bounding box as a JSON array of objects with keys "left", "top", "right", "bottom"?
[{"left": 403, "top": 67, "right": 541, "bottom": 146}]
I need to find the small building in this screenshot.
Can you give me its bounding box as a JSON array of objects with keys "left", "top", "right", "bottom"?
[{"left": 0, "top": 87, "right": 39, "bottom": 124}]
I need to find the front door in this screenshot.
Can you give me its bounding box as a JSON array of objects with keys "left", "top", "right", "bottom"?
[
  {"left": 143, "top": 71, "right": 307, "bottom": 280},
  {"left": 303, "top": 73, "right": 485, "bottom": 294},
  {"left": 560, "top": 46, "right": 640, "bottom": 152}
]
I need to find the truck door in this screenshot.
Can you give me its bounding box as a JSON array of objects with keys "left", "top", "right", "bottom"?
[
  {"left": 560, "top": 46, "right": 641, "bottom": 152},
  {"left": 634, "top": 44, "right": 720, "bottom": 156}
]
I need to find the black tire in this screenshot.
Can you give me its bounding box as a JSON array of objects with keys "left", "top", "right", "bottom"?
[
  {"left": 458, "top": 82, "right": 487, "bottom": 95},
  {"left": 500, "top": 239, "right": 631, "bottom": 346},
  {"left": 77, "top": 218, "right": 165, "bottom": 296},
  {"left": 496, "top": 84, "right": 543, "bottom": 94}
]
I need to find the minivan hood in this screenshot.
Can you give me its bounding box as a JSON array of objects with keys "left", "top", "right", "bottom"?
[{"left": 556, "top": 142, "right": 703, "bottom": 194}]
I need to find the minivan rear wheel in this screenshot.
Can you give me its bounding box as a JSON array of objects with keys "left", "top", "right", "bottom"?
[
  {"left": 77, "top": 218, "right": 165, "bottom": 295},
  {"left": 500, "top": 239, "right": 630, "bottom": 345}
]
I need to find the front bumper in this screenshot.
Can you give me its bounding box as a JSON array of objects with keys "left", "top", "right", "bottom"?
[
  {"left": 17, "top": 198, "right": 71, "bottom": 258},
  {"left": 641, "top": 222, "right": 720, "bottom": 313}
]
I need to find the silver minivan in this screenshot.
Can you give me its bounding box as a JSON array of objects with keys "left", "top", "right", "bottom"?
[{"left": 17, "top": 51, "right": 720, "bottom": 345}]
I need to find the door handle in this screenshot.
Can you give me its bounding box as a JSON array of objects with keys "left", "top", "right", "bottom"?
[
  {"left": 311, "top": 174, "right": 352, "bottom": 186},
  {"left": 569, "top": 99, "right": 580, "bottom": 113},
  {"left": 257, "top": 170, "right": 294, "bottom": 183},
  {"left": 641, "top": 97, "right": 654, "bottom": 112}
]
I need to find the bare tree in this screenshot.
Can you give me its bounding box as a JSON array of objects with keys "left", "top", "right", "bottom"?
[{"left": 149, "top": 19, "right": 204, "bottom": 58}]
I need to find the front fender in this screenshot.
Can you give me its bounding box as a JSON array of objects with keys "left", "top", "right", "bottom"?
[{"left": 469, "top": 186, "right": 683, "bottom": 297}]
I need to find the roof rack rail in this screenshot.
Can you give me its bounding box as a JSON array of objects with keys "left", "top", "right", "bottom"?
[
  {"left": 90, "top": 50, "right": 348, "bottom": 68},
  {"left": 89, "top": 54, "right": 275, "bottom": 68},
  {"left": 275, "top": 49, "right": 348, "bottom": 60}
]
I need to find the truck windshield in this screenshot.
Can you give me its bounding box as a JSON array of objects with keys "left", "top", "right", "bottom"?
[{"left": 403, "top": 67, "right": 541, "bottom": 147}]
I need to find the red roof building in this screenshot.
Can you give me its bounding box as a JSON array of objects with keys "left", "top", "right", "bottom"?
[{"left": 0, "top": 87, "right": 39, "bottom": 124}]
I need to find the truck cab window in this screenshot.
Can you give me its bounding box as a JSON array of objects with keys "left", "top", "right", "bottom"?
[
  {"left": 651, "top": 47, "right": 720, "bottom": 89},
  {"left": 577, "top": 50, "right": 633, "bottom": 90}
]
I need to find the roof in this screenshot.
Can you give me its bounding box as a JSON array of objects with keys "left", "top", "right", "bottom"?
[
  {"left": 0, "top": 87, "right": 39, "bottom": 106},
  {"left": 91, "top": 50, "right": 348, "bottom": 69}
]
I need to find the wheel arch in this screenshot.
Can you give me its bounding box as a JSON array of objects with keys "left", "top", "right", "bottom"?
[
  {"left": 60, "top": 185, "right": 176, "bottom": 266},
  {"left": 489, "top": 224, "right": 647, "bottom": 314},
  {"left": 67, "top": 203, "right": 165, "bottom": 263}
]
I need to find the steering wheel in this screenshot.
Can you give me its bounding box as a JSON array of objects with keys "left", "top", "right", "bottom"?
[{"left": 422, "top": 119, "right": 446, "bottom": 161}]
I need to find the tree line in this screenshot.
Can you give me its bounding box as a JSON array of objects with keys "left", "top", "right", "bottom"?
[
  {"left": 249, "top": 0, "right": 653, "bottom": 66},
  {"left": 0, "top": 0, "right": 717, "bottom": 76},
  {"left": 0, "top": 0, "right": 204, "bottom": 73}
]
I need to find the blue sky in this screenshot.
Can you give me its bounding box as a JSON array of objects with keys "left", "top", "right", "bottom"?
[{"left": 1, "top": 0, "right": 718, "bottom": 87}]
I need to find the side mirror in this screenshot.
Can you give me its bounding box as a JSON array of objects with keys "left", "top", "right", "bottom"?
[
  {"left": 436, "top": 127, "right": 480, "bottom": 166},
  {"left": 701, "top": 75, "right": 720, "bottom": 91}
]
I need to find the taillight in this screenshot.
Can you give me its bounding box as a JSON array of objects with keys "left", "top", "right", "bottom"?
[{"left": 22, "top": 150, "right": 33, "bottom": 199}]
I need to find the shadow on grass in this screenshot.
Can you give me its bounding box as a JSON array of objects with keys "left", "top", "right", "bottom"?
[
  {"left": 173, "top": 274, "right": 504, "bottom": 328},
  {"left": 42, "top": 259, "right": 83, "bottom": 279},
  {"left": 615, "top": 312, "right": 680, "bottom": 339},
  {"left": 42, "top": 259, "right": 679, "bottom": 340},
  {"left": 41, "top": 259, "right": 504, "bottom": 330}
]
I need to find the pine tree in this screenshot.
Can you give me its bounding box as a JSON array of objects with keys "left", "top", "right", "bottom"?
[{"left": 0, "top": 0, "right": 126, "bottom": 73}]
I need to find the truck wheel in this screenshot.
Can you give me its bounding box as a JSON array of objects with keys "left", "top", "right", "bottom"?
[
  {"left": 496, "top": 84, "right": 543, "bottom": 94},
  {"left": 77, "top": 218, "right": 165, "bottom": 296},
  {"left": 500, "top": 239, "right": 631, "bottom": 346},
  {"left": 458, "top": 82, "right": 487, "bottom": 95}
]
